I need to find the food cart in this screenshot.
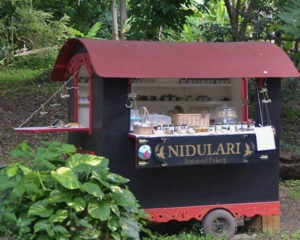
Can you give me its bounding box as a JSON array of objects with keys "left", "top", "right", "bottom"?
[{"left": 15, "top": 39, "right": 299, "bottom": 238}]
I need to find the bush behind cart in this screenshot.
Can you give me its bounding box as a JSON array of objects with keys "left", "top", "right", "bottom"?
[{"left": 0, "top": 141, "right": 149, "bottom": 240}]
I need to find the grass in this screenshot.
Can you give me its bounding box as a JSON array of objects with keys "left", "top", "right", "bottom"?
[
  {"left": 147, "top": 233, "right": 223, "bottom": 240},
  {"left": 0, "top": 67, "right": 47, "bottom": 89},
  {"left": 0, "top": 48, "right": 58, "bottom": 91},
  {"left": 280, "top": 179, "right": 300, "bottom": 200}
]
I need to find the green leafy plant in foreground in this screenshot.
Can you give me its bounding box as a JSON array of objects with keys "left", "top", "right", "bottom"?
[{"left": 0, "top": 141, "right": 149, "bottom": 239}]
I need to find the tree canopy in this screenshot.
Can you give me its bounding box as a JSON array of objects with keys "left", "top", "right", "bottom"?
[{"left": 0, "top": 0, "right": 300, "bottom": 69}]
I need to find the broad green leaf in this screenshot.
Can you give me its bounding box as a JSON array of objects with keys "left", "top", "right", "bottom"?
[
  {"left": 110, "top": 185, "right": 123, "bottom": 193},
  {"left": 86, "top": 21, "right": 102, "bottom": 38},
  {"left": 120, "top": 217, "right": 140, "bottom": 239},
  {"left": 67, "top": 197, "right": 86, "bottom": 212},
  {"left": 110, "top": 204, "right": 120, "bottom": 217},
  {"left": 79, "top": 228, "right": 101, "bottom": 239},
  {"left": 47, "top": 226, "right": 55, "bottom": 237},
  {"left": 19, "top": 165, "right": 32, "bottom": 175},
  {"left": 13, "top": 184, "right": 25, "bottom": 197},
  {"left": 61, "top": 144, "right": 76, "bottom": 154},
  {"left": 17, "top": 216, "right": 36, "bottom": 228},
  {"left": 51, "top": 167, "right": 80, "bottom": 189},
  {"left": 49, "top": 210, "right": 68, "bottom": 223},
  {"left": 107, "top": 173, "right": 129, "bottom": 184},
  {"left": 78, "top": 219, "right": 93, "bottom": 229},
  {"left": 67, "top": 154, "right": 107, "bottom": 169},
  {"left": 34, "top": 220, "right": 49, "bottom": 233},
  {"left": 6, "top": 166, "right": 18, "bottom": 177},
  {"left": 91, "top": 169, "right": 110, "bottom": 188},
  {"left": 20, "top": 141, "right": 30, "bottom": 151},
  {"left": 28, "top": 200, "right": 53, "bottom": 218},
  {"left": 0, "top": 174, "right": 17, "bottom": 191},
  {"left": 4, "top": 212, "right": 17, "bottom": 222},
  {"left": 112, "top": 189, "right": 136, "bottom": 207},
  {"left": 67, "top": 27, "right": 84, "bottom": 37},
  {"left": 48, "top": 189, "right": 72, "bottom": 203},
  {"left": 111, "top": 232, "right": 121, "bottom": 240},
  {"left": 53, "top": 225, "right": 69, "bottom": 234},
  {"left": 108, "top": 216, "right": 120, "bottom": 232},
  {"left": 88, "top": 201, "right": 110, "bottom": 221},
  {"left": 81, "top": 182, "right": 104, "bottom": 199}
]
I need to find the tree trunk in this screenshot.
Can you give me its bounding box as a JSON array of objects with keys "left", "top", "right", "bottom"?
[
  {"left": 120, "top": 0, "right": 127, "bottom": 40},
  {"left": 111, "top": 0, "right": 119, "bottom": 40}
]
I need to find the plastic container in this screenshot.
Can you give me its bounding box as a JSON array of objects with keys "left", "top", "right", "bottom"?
[
  {"left": 215, "top": 106, "right": 237, "bottom": 124},
  {"left": 130, "top": 109, "right": 142, "bottom": 131},
  {"left": 148, "top": 114, "right": 171, "bottom": 126}
]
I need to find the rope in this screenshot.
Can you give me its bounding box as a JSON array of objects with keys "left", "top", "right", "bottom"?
[
  {"left": 17, "top": 71, "right": 79, "bottom": 128},
  {"left": 256, "top": 83, "right": 264, "bottom": 126}
]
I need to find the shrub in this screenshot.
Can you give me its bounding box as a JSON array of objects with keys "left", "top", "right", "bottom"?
[{"left": 0, "top": 141, "right": 149, "bottom": 239}]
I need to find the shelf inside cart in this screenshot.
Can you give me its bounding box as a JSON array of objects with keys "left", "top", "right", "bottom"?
[{"left": 14, "top": 126, "right": 89, "bottom": 133}]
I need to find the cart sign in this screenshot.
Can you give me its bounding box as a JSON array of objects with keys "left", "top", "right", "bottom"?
[{"left": 136, "top": 134, "right": 258, "bottom": 168}]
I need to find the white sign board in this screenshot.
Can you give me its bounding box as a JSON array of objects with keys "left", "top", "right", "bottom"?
[{"left": 254, "top": 126, "right": 276, "bottom": 151}]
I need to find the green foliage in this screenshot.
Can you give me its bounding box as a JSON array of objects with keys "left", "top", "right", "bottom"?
[
  {"left": 0, "top": 0, "right": 74, "bottom": 59},
  {"left": 278, "top": 0, "right": 300, "bottom": 40},
  {"left": 127, "top": 0, "right": 194, "bottom": 40},
  {"left": 0, "top": 141, "right": 149, "bottom": 239}
]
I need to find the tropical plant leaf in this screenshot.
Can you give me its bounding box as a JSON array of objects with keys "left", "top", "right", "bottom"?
[
  {"left": 67, "top": 197, "right": 86, "bottom": 212},
  {"left": 6, "top": 166, "right": 18, "bottom": 177},
  {"left": 120, "top": 216, "right": 140, "bottom": 239},
  {"left": 112, "top": 189, "right": 136, "bottom": 207},
  {"left": 34, "top": 220, "right": 49, "bottom": 233},
  {"left": 88, "top": 201, "right": 110, "bottom": 221},
  {"left": 78, "top": 219, "right": 93, "bottom": 229},
  {"left": 81, "top": 182, "right": 104, "bottom": 199},
  {"left": 107, "top": 173, "right": 129, "bottom": 184},
  {"left": 86, "top": 21, "right": 102, "bottom": 38},
  {"left": 61, "top": 144, "right": 76, "bottom": 154},
  {"left": 28, "top": 200, "right": 53, "bottom": 218},
  {"left": 19, "top": 165, "right": 32, "bottom": 175},
  {"left": 13, "top": 184, "right": 25, "bottom": 197},
  {"left": 51, "top": 167, "right": 80, "bottom": 189},
  {"left": 110, "top": 204, "right": 120, "bottom": 217},
  {"left": 48, "top": 189, "right": 72, "bottom": 203},
  {"left": 53, "top": 225, "right": 69, "bottom": 234},
  {"left": 49, "top": 210, "right": 68, "bottom": 223},
  {"left": 108, "top": 216, "right": 120, "bottom": 232}
]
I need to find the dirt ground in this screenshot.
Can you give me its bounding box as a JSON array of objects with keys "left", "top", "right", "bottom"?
[{"left": 0, "top": 87, "right": 300, "bottom": 238}]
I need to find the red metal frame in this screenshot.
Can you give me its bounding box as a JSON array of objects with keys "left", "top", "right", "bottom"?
[
  {"left": 67, "top": 53, "right": 94, "bottom": 135},
  {"left": 242, "top": 77, "right": 249, "bottom": 122},
  {"left": 14, "top": 127, "right": 89, "bottom": 133},
  {"left": 74, "top": 72, "right": 79, "bottom": 123},
  {"left": 146, "top": 201, "right": 280, "bottom": 223}
]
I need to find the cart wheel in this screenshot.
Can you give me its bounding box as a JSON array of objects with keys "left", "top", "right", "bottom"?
[{"left": 203, "top": 209, "right": 236, "bottom": 239}]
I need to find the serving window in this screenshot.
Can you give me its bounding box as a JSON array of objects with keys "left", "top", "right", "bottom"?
[
  {"left": 14, "top": 66, "right": 92, "bottom": 134},
  {"left": 129, "top": 78, "right": 248, "bottom": 136},
  {"left": 126, "top": 78, "right": 276, "bottom": 168}
]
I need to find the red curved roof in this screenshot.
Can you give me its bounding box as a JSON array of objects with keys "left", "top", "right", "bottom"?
[{"left": 51, "top": 38, "right": 299, "bottom": 81}]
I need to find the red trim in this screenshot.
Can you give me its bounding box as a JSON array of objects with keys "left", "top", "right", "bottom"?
[
  {"left": 242, "top": 78, "right": 249, "bottom": 122},
  {"left": 74, "top": 73, "right": 79, "bottom": 123},
  {"left": 88, "top": 75, "right": 93, "bottom": 135},
  {"left": 67, "top": 53, "right": 94, "bottom": 135},
  {"left": 77, "top": 149, "right": 95, "bottom": 155},
  {"left": 14, "top": 127, "right": 89, "bottom": 133},
  {"left": 145, "top": 201, "right": 280, "bottom": 223}
]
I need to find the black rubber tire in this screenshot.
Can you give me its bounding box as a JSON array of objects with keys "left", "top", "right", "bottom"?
[{"left": 203, "top": 209, "right": 236, "bottom": 239}]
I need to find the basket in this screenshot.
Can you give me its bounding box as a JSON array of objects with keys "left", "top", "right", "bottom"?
[
  {"left": 172, "top": 113, "right": 210, "bottom": 127},
  {"left": 133, "top": 107, "right": 153, "bottom": 135}
]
